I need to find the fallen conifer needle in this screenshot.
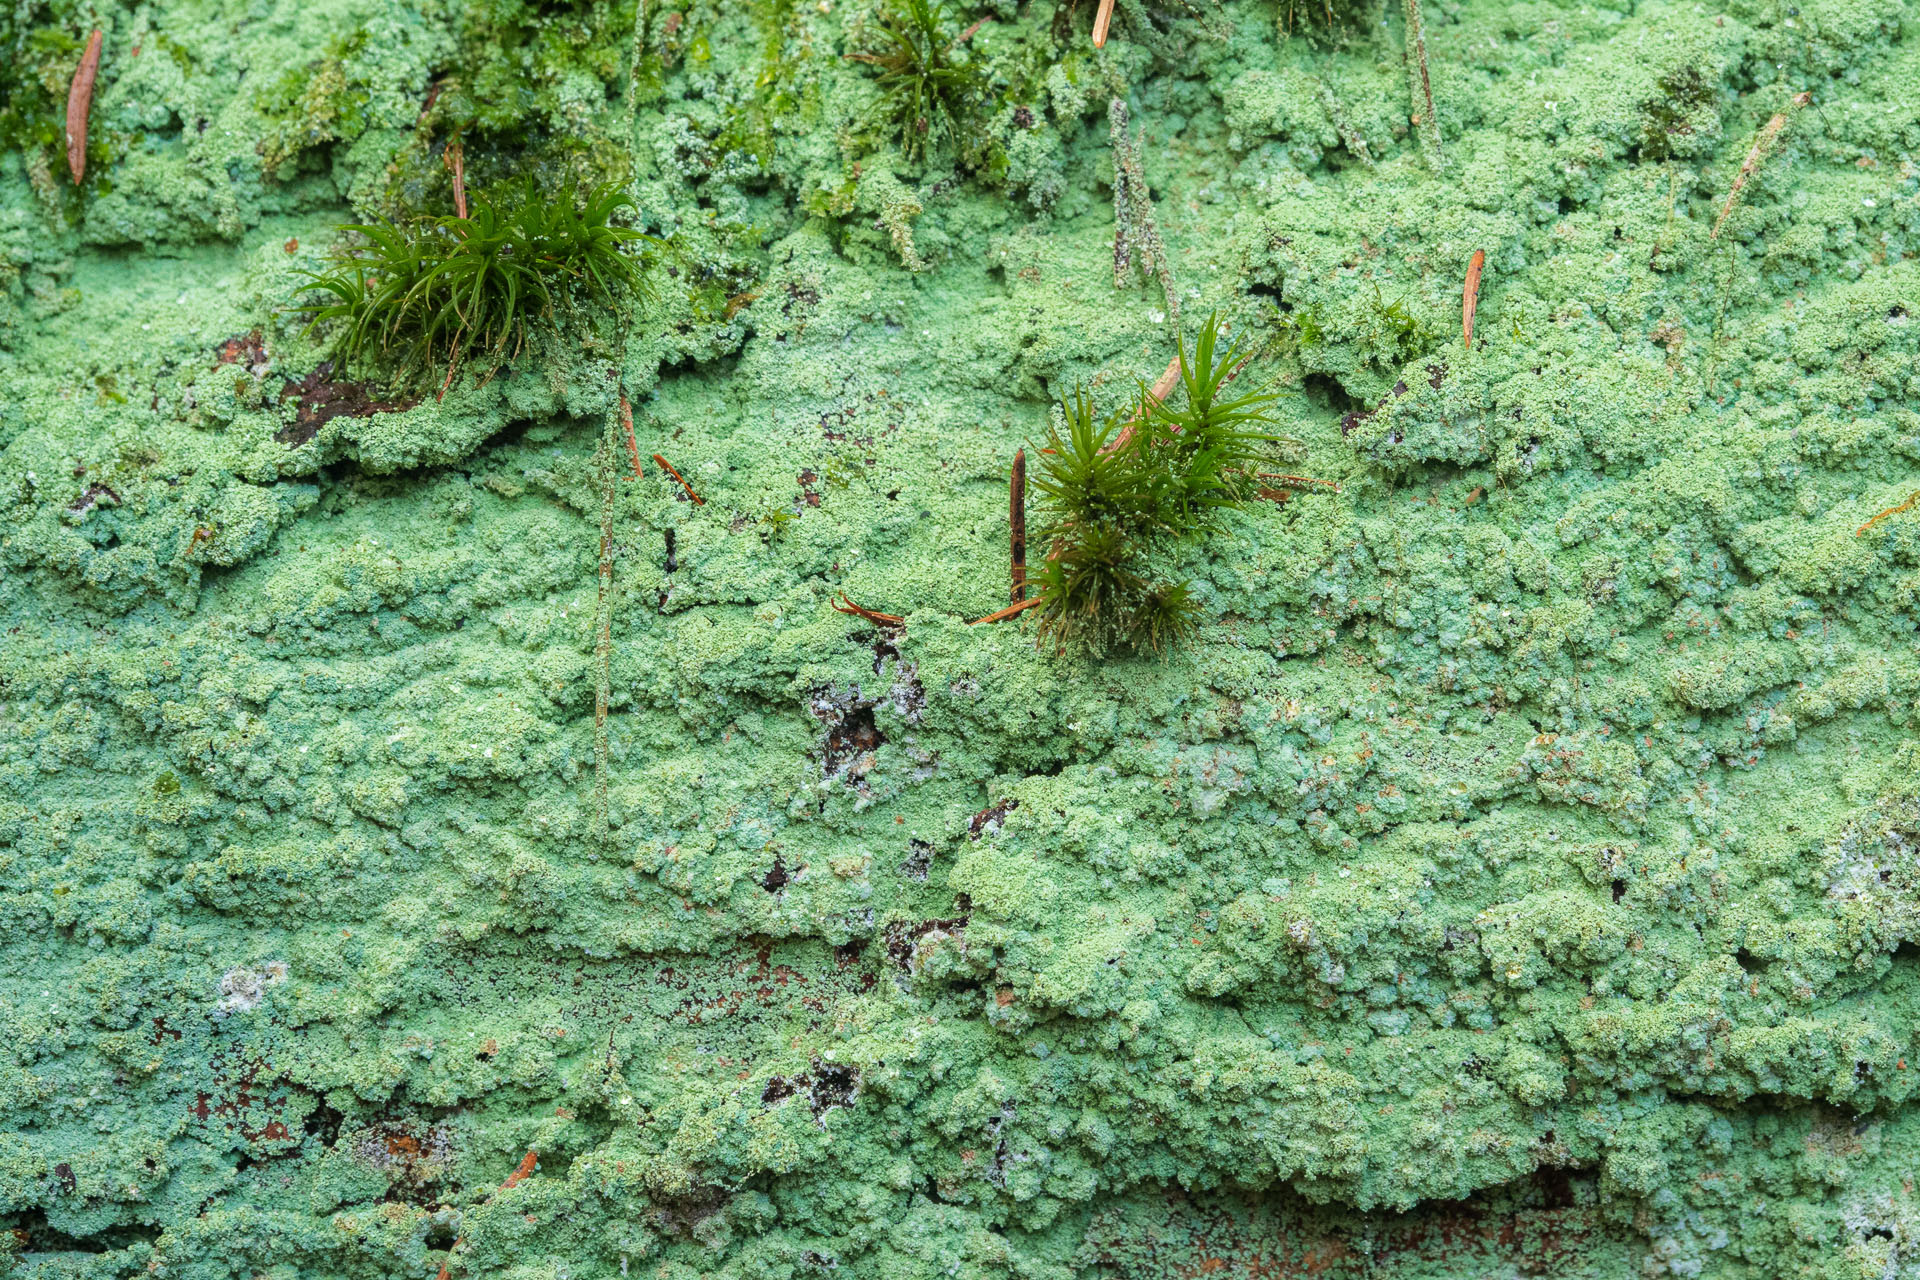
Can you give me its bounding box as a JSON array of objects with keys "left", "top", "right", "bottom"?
[
  {"left": 1259, "top": 472, "right": 1341, "bottom": 491},
  {"left": 621, "top": 393, "right": 643, "bottom": 478},
  {"left": 434, "top": 1151, "right": 539, "bottom": 1280},
  {"left": 1857, "top": 490, "right": 1920, "bottom": 537},
  {"left": 1092, "top": 0, "right": 1115, "bottom": 46},
  {"left": 66, "top": 29, "right": 102, "bottom": 183},
  {"left": 1106, "top": 351, "right": 1195, "bottom": 454},
  {"left": 652, "top": 454, "right": 703, "bottom": 504},
  {"left": 970, "top": 596, "right": 1044, "bottom": 626},
  {"left": 832, "top": 594, "right": 905, "bottom": 627},
  {"left": 445, "top": 138, "right": 468, "bottom": 219},
  {"left": 1712, "top": 92, "right": 1812, "bottom": 241},
  {"left": 437, "top": 350, "right": 461, "bottom": 402},
  {"left": 1462, "top": 249, "right": 1485, "bottom": 349}
]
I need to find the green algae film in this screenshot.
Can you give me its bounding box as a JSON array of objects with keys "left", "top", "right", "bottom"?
[{"left": 4, "top": 0, "right": 1920, "bottom": 1275}]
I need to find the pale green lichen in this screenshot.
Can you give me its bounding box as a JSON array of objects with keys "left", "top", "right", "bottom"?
[{"left": 5, "top": 0, "right": 1920, "bottom": 1275}]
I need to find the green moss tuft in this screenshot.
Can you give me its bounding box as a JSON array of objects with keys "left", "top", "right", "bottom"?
[
  {"left": 848, "top": 0, "right": 989, "bottom": 165},
  {"left": 294, "top": 180, "right": 655, "bottom": 383},
  {"left": 1032, "top": 314, "right": 1290, "bottom": 655}
]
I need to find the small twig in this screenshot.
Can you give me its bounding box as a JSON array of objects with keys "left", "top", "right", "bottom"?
[
  {"left": 620, "top": 392, "right": 643, "bottom": 478},
  {"left": 593, "top": 434, "right": 616, "bottom": 841},
  {"left": 445, "top": 138, "right": 468, "bottom": 219},
  {"left": 1462, "top": 249, "right": 1485, "bottom": 349},
  {"left": 1401, "top": 0, "right": 1444, "bottom": 173},
  {"left": 1092, "top": 0, "right": 1116, "bottom": 45},
  {"left": 1010, "top": 449, "right": 1027, "bottom": 602},
  {"left": 1712, "top": 92, "right": 1812, "bottom": 240},
  {"left": 66, "top": 29, "right": 103, "bottom": 184},
  {"left": 1258, "top": 472, "right": 1341, "bottom": 491},
  {"left": 970, "top": 596, "right": 1045, "bottom": 626},
  {"left": 651, "top": 454, "right": 704, "bottom": 505},
  {"left": 434, "top": 1151, "right": 539, "bottom": 1280},
  {"left": 1857, "top": 491, "right": 1920, "bottom": 537},
  {"left": 832, "top": 594, "right": 905, "bottom": 627}
]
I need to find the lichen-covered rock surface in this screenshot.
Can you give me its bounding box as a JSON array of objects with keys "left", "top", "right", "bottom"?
[{"left": 5, "top": 0, "right": 1920, "bottom": 1274}]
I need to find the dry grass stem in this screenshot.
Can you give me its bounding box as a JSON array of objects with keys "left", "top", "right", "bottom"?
[{"left": 1712, "top": 92, "right": 1812, "bottom": 240}]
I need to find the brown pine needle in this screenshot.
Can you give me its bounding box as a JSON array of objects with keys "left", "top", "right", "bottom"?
[
  {"left": 832, "top": 594, "right": 905, "bottom": 627},
  {"left": 970, "top": 596, "right": 1044, "bottom": 626},
  {"left": 1010, "top": 449, "right": 1027, "bottom": 602},
  {"left": 436, "top": 348, "right": 461, "bottom": 403},
  {"left": 1712, "top": 92, "right": 1812, "bottom": 241},
  {"left": 1105, "top": 351, "right": 1192, "bottom": 454},
  {"left": 1092, "top": 0, "right": 1116, "bottom": 46},
  {"left": 652, "top": 454, "right": 704, "bottom": 505},
  {"left": 620, "top": 392, "right": 643, "bottom": 478},
  {"left": 1258, "top": 472, "right": 1341, "bottom": 491},
  {"left": 1857, "top": 490, "right": 1920, "bottom": 537},
  {"left": 499, "top": 1150, "right": 539, "bottom": 1190},
  {"left": 1462, "top": 249, "right": 1485, "bottom": 349},
  {"left": 66, "top": 30, "right": 102, "bottom": 183},
  {"left": 445, "top": 138, "right": 468, "bottom": 219},
  {"left": 435, "top": 1151, "right": 539, "bottom": 1280}
]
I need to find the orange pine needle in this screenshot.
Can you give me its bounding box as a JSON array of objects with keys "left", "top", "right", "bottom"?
[
  {"left": 66, "top": 30, "right": 102, "bottom": 183},
  {"left": 1857, "top": 491, "right": 1920, "bottom": 537},
  {"left": 499, "top": 1150, "right": 539, "bottom": 1191},
  {"left": 434, "top": 1151, "right": 538, "bottom": 1280},
  {"left": 652, "top": 454, "right": 703, "bottom": 505},
  {"left": 832, "top": 594, "right": 905, "bottom": 627},
  {"left": 1092, "top": 0, "right": 1116, "bottom": 46},
  {"left": 620, "top": 393, "right": 643, "bottom": 478},
  {"left": 1105, "top": 353, "right": 1187, "bottom": 454},
  {"left": 970, "top": 596, "right": 1044, "bottom": 626},
  {"left": 1462, "top": 249, "right": 1484, "bottom": 349}
]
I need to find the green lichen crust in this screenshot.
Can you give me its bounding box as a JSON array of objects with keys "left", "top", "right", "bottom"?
[{"left": 4, "top": 0, "right": 1920, "bottom": 1274}]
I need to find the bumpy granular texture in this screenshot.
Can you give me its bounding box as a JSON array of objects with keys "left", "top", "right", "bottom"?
[{"left": 4, "top": 0, "right": 1920, "bottom": 1274}]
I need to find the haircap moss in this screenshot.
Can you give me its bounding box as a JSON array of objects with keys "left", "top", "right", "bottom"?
[
  {"left": 848, "top": 0, "right": 989, "bottom": 165},
  {"left": 294, "top": 180, "right": 655, "bottom": 384},
  {"left": 1031, "top": 313, "right": 1293, "bottom": 655}
]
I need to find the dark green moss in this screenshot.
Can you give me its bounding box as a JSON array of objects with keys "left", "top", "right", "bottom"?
[
  {"left": 1637, "top": 64, "right": 1720, "bottom": 162},
  {"left": 1032, "top": 315, "right": 1288, "bottom": 655},
  {"left": 849, "top": 0, "right": 991, "bottom": 165},
  {"left": 294, "top": 180, "right": 654, "bottom": 382}
]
